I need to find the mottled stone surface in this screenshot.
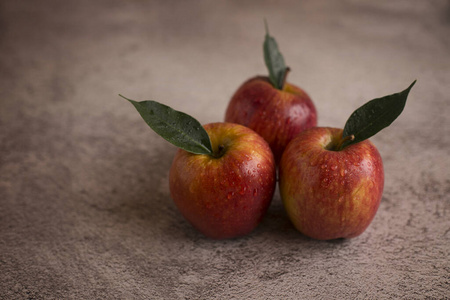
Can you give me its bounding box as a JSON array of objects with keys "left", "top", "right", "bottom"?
[{"left": 1, "top": 1, "right": 449, "bottom": 299}]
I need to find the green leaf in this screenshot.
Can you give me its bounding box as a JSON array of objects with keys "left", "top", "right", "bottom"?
[
  {"left": 341, "top": 80, "right": 416, "bottom": 149},
  {"left": 263, "top": 20, "right": 287, "bottom": 90},
  {"left": 120, "top": 95, "right": 213, "bottom": 155}
]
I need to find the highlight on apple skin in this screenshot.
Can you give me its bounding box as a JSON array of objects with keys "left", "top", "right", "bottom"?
[
  {"left": 279, "top": 127, "right": 384, "bottom": 240},
  {"left": 169, "top": 122, "right": 277, "bottom": 239},
  {"left": 225, "top": 76, "right": 317, "bottom": 163}
]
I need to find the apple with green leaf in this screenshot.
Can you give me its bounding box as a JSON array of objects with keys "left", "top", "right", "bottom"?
[
  {"left": 279, "top": 81, "right": 416, "bottom": 240},
  {"left": 225, "top": 22, "right": 317, "bottom": 162},
  {"left": 120, "top": 95, "right": 276, "bottom": 239}
]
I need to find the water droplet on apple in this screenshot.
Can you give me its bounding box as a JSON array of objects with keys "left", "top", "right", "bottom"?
[
  {"left": 239, "top": 186, "right": 247, "bottom": 195},
  {"left": 331, "top": 165, "right": 338, "bottom": 170},
  {"left": 340, "top": 169, "right": 345, "bottom": 177},
  {"left": 227, "top": 192, "right": 234, "bottom": 199},
  {"left": 253, "top": 189, "right": 258, "bottom": 196},
  {"left": 321, "top": 164, "right": 327, "bottom": 169},
  {"left": 257, "top": 164, "right": 261, "bottom": 168}
]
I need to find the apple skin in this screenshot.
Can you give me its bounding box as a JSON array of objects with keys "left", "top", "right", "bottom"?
[
  {"left": 279, "top": 127, "right": 384, "bottom": 240},
  {"left": 225, "top": 76, "right": 317, "bottom": 163},
  {"left": 169, "top": 122, "right": 276, "bottom": 239}
]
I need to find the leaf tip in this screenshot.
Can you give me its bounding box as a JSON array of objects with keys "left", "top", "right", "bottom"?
[
  {"left": 401, "top": 79, "right": 417, "bottom": 99},
  {"left": 119, "top": 94, "right": 130, "bottom": 101},
  {"left": 264, "top": 19, "right": 270, "bottom": 35}
]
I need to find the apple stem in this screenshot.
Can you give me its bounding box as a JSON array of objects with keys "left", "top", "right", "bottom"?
[
  {"left": 281, "top": 67, "right": 291, "bottom": 90},
  {"left": 212, "top": 144, "right": 226, "bottom": 158},
  {"left": 336, "top": 134, "right": 355, "bottom": 151}
]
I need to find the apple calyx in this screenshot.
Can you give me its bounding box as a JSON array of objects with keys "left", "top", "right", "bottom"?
[
  {"left": 120, "top": 94, "right": 214, "bottom": 156},
  {"left": 337, "top": 80, "right": 416, "bottom": 151},
  {"left": 264, "top": 21, "right": 288, "bottom": 90}
]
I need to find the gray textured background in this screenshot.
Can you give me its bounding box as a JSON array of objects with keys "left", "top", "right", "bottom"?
[{"left": 1, "top": 1, "right": 449, "bottom": 299}]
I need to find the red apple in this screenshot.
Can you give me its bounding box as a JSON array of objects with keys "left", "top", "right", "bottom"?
[
  {"left": 278, "top": 81, "right": 415, "bottom": 240},
  {"left": 279, "top": 127, "right": 384, "bottom": 240},
  {"left": 225, "top": 24, "right": 317, "bottom": 163},
  {"left": 122, "top": 96, "right": 277, "bottom": 239},
  {"left": 225, "top": 76, "right": 317, "bottom": 163},
  {"left": 169, "top": 122, "right": 276, "bottom": 239}
]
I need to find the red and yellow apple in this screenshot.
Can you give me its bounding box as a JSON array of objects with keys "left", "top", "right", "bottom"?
[
  {"left": 279, "top": 127, "right": 384, "bottom": 240},
  {"left": 225, "top": 76, "right": 317, "bottom": 162},
  {"left": 169, "top": 122, "right": 276, "bottom": 239}
]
